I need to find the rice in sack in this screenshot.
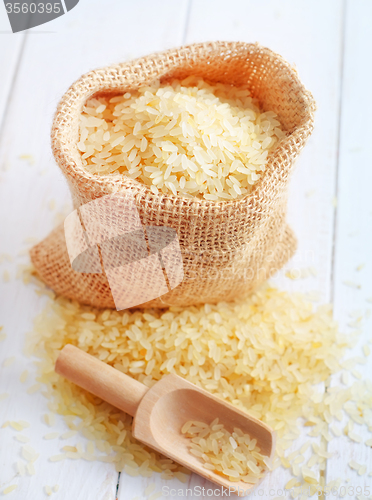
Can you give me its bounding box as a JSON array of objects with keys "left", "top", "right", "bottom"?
[
  {"left": 78, "top": 77, "right": 283, "bottom": 201},
  {"left": 30, "top": 41, "right": 315, "bottom": 308}
]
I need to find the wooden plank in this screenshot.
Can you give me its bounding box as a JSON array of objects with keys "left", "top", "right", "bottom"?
[
  {"left": 186, "top": 0, "right": 343, "bottom": 302},
  {"left": 158, "top": 1, "right": 343, "bottom": 498},
  {"left": 0, "top": 1, "right": 189, "bottom": 499},
  {"left": 1, "top": 0, "right": 355, "bottom": 498},
  {"left": 116, "top": 1, "right": 342, "bottom": 498},
  {"left": 325, "top": 0, "right": 372, "bottom": 494}
]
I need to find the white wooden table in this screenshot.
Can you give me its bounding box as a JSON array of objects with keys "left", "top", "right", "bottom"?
[{"left": 0, "top": 1, "right": 371, "bottom": 498}]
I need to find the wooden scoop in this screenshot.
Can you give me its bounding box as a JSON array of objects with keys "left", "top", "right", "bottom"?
[{"left": 55, "top": 344, "right": 275, "bottom": 496}]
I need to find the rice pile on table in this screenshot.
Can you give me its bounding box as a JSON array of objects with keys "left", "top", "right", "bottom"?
[
  {"left": 78, "top": 77, "right": 283, "bottom": 200},
  {"left": 25, "top": 280, "right": 372, "bottom": 493},
  {"left": 182, "top": 418, "right": 268, "bottom": 483}
]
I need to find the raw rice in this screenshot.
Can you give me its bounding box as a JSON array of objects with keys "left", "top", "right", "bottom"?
[
  {"left": 2, "top": 485, "right": 17, "bottom": 495},
  {"left": 182, "top": 418, "right": 268, "bottom": 483},
  {"left": 285, "top": 267, "right": 317, "bottom": 280},
  {"left": 9, "top": 421, "right": 29, "bottom": 431},
  {"left": 25, "top": 281, "right": 372, "bottom": 490},
  {"left": 61, "top": 430, "right": 77, "bottom": 439},
  {"left": 26, "top": 462, "right": 36, "bottom": 475},
  {"left": 349, "top": 459, "right": 361, "bottom": 470},
  {"left": 18, "top": 420, "right": 30, "bottom": 429},
  {"left": 44, "top": 432, "right": 59, "bottom": 440},
  {"left": 20, "top": 370, "right": 29, "bottom": 383},
  {"left": 45, "top": 485, "right": 52, "bottom": 496},
  {"left": 44, "top": 412, "right": 56, "bottom": 426},
  {"left": 148, "top": 493, "right": 162, "bottom": 500},
  {"left": 26, "top": 383, "right": 41, "bottom": 394},
  {"left": 16, "top": 460, "right": 26, "bottom": 476},
  {"left": 15, "top": 435, "right": 30, "bottom": 443},
  {"left": 10, "top": 421, "right": 24, "bottom": 431},
  {"left": 21, "top": 444, "right": 38, "bottom": 462},
  {"left": 343, "top": 280, "right": 361, "bottom": 290},
  {"left": 144, "top": 483, "right": 156, "bottom": 495},
  {"left": 2, "top": 356, "right": 15, "bottom": 367},
  {"left": 285, "top": 478, "right": 299, "bottom": 489},
  {"left": 49, "top": 454, "right": 66, "bottom": 462},
  {"left": 358, "top": 465, "right": 367, "bottom": 476},
  {"left": 79, "top": 77, "right": 283, "bottom": 200},
  {"left": 0, "top": 253, "right": 12, "bottom": 263}
]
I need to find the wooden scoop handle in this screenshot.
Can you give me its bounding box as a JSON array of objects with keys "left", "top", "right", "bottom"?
[{"left": 55, "top": 344, "right": 148, "bottom": 417}]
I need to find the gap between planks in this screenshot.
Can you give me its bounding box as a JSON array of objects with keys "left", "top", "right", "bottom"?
[
  {"left": 115, "top": 4, "right": 192, "bottom": 497},
  {"left": 321, "top": 1, "right": 347, "bottom": 499}
]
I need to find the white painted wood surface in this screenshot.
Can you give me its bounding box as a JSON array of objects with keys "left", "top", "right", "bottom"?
[
  {"left": 0, "top": 14, "right": 24, "bottom": 132},
  {"left": 326, "top": 0, "right": 372, "bottom": 496},
  {"left": 0, "top": 0, "right": 371, "bottom": 499}
]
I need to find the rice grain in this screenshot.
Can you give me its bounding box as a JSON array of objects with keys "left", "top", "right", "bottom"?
[
  {"left": 2, "top": 485, "right": 17, "bottom": 495},
  {"left": 79, "top": 77, "right": 282, "bottom": 201},
  {"left": 26, "top": 282, "right": 372, "bottom": 485}
]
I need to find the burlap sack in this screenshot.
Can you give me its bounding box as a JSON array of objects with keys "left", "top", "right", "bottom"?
[{"left": 30, "top": 41, "right": 315, "bottom": 309}]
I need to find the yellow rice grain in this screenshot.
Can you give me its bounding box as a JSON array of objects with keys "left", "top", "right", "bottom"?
[
  {"left": 2, "top": 485, "right": 17, "bottom": 495},
  {"left": 25, "top": 281, "right": 372, "bottom": 486}
]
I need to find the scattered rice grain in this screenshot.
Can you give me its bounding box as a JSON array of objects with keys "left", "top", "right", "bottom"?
[
  {"left": 2, "top": 485, "right": 17, "bottom": 495},
  {"left": 2, "top": 356, "right": 15, "bottom": 368}
]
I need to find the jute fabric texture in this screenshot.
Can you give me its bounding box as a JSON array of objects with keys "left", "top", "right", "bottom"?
[{"left": 30, "top": 41, "right": 316, "bottom": 309}]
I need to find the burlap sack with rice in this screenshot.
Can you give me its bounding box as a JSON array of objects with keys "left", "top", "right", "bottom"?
[{"left": 30, "top": 41, "right": 315, "bottom": 309}]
